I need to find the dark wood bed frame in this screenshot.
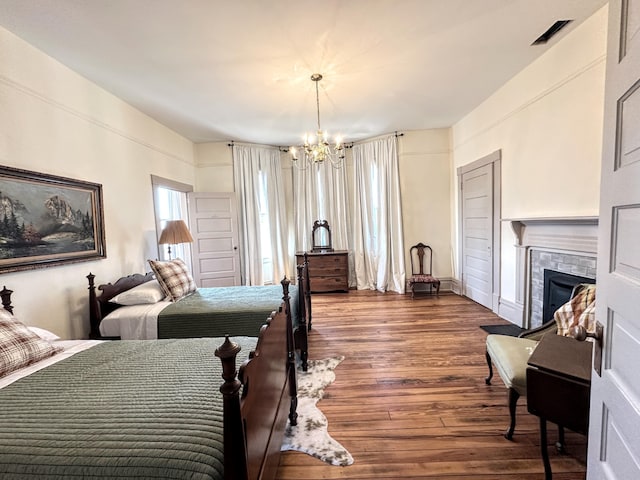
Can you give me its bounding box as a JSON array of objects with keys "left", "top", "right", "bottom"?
[
  {"left": 87, "top": 260, "right": 312, "bottom": 370},
  {"left": 2, "top": 281, "right": 297, "bottom": 480}
]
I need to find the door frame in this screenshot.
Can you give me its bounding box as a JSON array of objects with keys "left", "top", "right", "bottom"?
[{"left": 457, "top": 149, "right": 502, "bottom": 313}]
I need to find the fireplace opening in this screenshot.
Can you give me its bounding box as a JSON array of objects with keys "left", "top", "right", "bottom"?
[{"left": 542, "top": 269, "right": 595, "bottom": 323}]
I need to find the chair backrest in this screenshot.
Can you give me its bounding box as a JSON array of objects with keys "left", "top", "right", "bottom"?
[{"left": 410, "top": 243, "right": 433, "bottom": 276}]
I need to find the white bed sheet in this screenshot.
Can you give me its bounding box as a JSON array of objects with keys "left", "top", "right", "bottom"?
[
  {"left": 0, "top": 339, "right": 102, "bottom": 390},
  {"left": 99, "top": 301, "right": 171, "bottom": 340}
]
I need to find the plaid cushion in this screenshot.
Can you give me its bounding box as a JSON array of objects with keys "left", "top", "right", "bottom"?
[
  {"left": 0, "top": 310, "right": 62, "bottom": 377},
  {"left": 554, "top": 284, "right": 596, "bottom": 336},
  {"left": 148, "top": 258, "right": 197, "bottom": 302}
]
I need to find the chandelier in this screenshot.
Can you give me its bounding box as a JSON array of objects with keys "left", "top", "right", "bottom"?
[{"left": 290, "top": 73, "right": 345, "bottom": 169}]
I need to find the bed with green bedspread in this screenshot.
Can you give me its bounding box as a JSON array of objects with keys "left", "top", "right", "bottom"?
[
  {"left": 0, "top": 337, "right": 257, "bottom": 479},
  {"left": 158, "top": 285, "right": 299, "bottom": 338}
]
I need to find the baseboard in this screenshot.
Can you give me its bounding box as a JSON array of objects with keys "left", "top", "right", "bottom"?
[
  {"left": 404, "top": 277, "right": 456, "bottom": 293},
  {"left": 498, "top": 297, "right": 525, "bottom": 328}
]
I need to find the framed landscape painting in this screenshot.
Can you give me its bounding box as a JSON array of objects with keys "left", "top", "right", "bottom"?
[{"left": 0, "top": 165, "right": 106, "bottom": 273}]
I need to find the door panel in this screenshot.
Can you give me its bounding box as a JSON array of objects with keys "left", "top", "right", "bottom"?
[
  {"left": 188, "top": 192, "right": 241, "bottom": 288},
  {"left": 588, "top": 1, "right": 640, "bottom": 477},
  {"left": 461, "top": 163, "right": 493, "bottom": 309}
]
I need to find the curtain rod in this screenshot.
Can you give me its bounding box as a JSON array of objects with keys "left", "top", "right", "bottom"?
[
  {"left": 227, "top": 140, "right": 284, "bottom": 151},
  {"left": 349, "top": 131, "right": 404, "bottom": 146},
  {"left": 227, "top": 131, "right": 404, "bottom": 150}
]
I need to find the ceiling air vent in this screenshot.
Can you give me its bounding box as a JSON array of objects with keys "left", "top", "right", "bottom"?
[{"left": 531, "top": 20, "right": 573, "bottom": 45}]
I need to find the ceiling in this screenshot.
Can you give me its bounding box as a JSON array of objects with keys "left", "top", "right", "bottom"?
[{"left": 0, "top": 0, "right": 607, "bottom": 146}]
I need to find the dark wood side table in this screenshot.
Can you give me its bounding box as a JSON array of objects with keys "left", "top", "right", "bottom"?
[
  {"left": 295, "top": 250, "right": 348, "bottom": 293},
  {"left": 526, "top": 334, "right": 592, "bottom": 480}
]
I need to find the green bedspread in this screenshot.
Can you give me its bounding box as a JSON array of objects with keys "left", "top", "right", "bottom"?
[
  {"left": 158, "top": 284, "right": 299, "bottom": 339},
  {"left": 0, "top": 337, "right": 257, "bottom": 479}
]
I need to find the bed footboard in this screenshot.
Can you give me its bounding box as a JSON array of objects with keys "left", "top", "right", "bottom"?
[
  {"left": 295, "top": 263, "right": 309, "bottom": 371},
  {"left": 217, "top": 277, "right": 298, "bottom": 480}
]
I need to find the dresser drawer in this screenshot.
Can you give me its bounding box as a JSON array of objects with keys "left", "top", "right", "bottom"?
[
  {"left": 296, "top": 251, "right": 349, "bottom": 293},
  {"left": 310, "top": 276, "right": 348, "bottom": 292},
  {"left": 308, "top": 263, "right": 348, "bottom": 276}
]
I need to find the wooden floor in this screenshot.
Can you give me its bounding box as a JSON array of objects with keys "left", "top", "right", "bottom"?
[{"left": 276, "top": 290, "right": 587, "bottom": 480}]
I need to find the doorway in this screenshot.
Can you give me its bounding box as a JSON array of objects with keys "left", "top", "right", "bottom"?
[{"left": 458, "top": 150, "right": 501, "bottom": 312}]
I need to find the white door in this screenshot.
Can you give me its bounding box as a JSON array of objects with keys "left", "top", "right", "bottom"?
[
  {"left": 588, "top": 1, "right": 640, "bottom": 478},
  {"left": 461, "top": 163, "right": 494, "bottom": 310},
  {"left": 187, "top": 192, "right": 241, "bottom": 288}
]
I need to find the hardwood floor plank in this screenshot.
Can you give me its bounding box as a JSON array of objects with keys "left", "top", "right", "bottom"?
[{"left": 275, "top": 291, "right": 587, "bottom": 479}]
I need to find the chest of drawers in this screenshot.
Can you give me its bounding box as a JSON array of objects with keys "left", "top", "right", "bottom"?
[{"left": 296, "top": 250, "right": 348, "bottom": 293}]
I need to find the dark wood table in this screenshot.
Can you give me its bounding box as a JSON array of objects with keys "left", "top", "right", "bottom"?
[{"left": 526, "top": 334, "right": 593, "bottom": 479}]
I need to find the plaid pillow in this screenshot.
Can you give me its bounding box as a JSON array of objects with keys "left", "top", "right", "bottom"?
[
  {"left": 148, "top": 258, "right": 197, "bottom": 302},
  {"left": 0, "top": 310, "right": 62, "bottom": 377}
]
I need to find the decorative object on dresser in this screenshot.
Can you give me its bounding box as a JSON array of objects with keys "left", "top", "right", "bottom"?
[
  {"left": 311, "top": 220, "right": 333, "bottom": 252},
  {"left": 408, "top": 242, "right": 440, "bottom": 298}
]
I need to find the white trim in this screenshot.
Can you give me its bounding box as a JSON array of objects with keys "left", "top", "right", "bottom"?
[
  {"left": 507, "top": 217, "right": 599, "bottom": 328},
  {"left": 497, "top": 297, "right": 525, "bottom": 327}
]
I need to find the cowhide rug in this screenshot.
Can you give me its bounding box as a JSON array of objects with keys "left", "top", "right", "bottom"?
[{"left": 281, "top": 356, "right": 354, "bottom": 466}]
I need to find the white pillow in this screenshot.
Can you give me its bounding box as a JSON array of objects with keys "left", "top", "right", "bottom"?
[
  {"left": 27, "top": 326, "right": 61, "bottom": 342},
  {"left": 110, "top": 280, "right": 166, "bottom": 306}
]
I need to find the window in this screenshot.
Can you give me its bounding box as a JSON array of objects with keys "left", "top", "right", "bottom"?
[{"left": 151, "top": 176, "right": 193, "bottom": 264}]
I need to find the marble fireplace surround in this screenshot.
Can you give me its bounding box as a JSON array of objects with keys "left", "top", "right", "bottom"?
[{"left": 508, "top": 217, "right": 598, "bottom": 329}]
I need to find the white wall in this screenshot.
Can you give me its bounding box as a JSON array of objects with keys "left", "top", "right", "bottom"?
[
  {"left": 451, "top": 6, "right": 608, "bottom": 307},
  {"left": 194, "top": 142, "right": 233, "bottom": 192},
  {"left": 398, "top": 130, "right": 452, "bottom": 281},
  {"left": 0, "top": 26, "right": 196, "bottom": 339}
]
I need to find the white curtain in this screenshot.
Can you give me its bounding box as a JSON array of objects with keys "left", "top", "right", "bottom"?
[
  {"left": 293, "top": 160, "right": 350, "bottom": 253},
  {"left": 351, "top": 135, "right": 405, "bottom": 293},
  {"left": 233, "top": 144, "right": 289, "bottom": 286}
]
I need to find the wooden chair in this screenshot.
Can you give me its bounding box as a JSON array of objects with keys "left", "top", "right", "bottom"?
[{"left": 408, "top": 243, "right": 440, "bottom": 298}]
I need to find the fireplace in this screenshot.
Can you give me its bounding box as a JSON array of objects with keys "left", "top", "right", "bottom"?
[
  {"left": 506, "top": 217, "right": 598, "bottom": 328},
  {"left": 542, "top": 270, "right": 596, "bottom": 323}
]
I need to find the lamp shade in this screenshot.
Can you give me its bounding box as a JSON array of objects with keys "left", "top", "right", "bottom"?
[{"left": 158, "top": 220, "right": 194, "bottom": 245}]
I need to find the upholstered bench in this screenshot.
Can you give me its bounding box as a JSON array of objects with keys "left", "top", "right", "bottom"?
[
  {"left": 484, "top": 282, "right": 596, "bottom": 440},
  {"left": 485, "top": 334, "right": 540, "bottom": 439}
]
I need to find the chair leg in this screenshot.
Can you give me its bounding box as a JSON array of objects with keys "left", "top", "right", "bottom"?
[
  {"left": 505, "top": 387, "right": 520, "bottom": 440},
  {"left": 556, "top": 425, "right": 566, "bottom": 453},
  {"left": 485, "top": 351, "right": 493, "bottom": 385}
]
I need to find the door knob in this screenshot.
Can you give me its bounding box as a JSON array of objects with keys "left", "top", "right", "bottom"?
[
  {"left": 569, "top": 322, "right": 604, "bottom": 377},
  {"left": 569, "top": 324, "right": 602, "bottom": 341}
]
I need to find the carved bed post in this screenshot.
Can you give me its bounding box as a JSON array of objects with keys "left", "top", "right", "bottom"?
[
  {"left": 303, "top": 253, "right": 312, "bottom": 330},
  {"left": 215, "top": 336, "right": 249, "bottom": 480},
  {"left": 281, "top": 277, "right": 298, "bottom": 426},
  {"left": 0, "top": 286, "right": 14, "bottom": 314},
  {"left": 86, "top": 273, "right": 101, "bottom": 339},
  {"left": 296, "top": 264, "right": 309, "bottom": 372}
]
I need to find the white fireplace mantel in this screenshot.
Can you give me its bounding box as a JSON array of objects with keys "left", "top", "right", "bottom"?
[
  {"left": 507, "top": 216, "right": 599, "bottom": 253},
  {"left": 503, "top": 216, "right": 599, "bottom": 328}
]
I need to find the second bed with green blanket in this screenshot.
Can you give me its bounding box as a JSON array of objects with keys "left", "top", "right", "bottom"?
[{"left": 158, "top": 285, "right": 299, "bottom": 338}]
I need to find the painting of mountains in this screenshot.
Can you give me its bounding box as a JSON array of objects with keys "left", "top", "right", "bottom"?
[{"left": 0, "top": 166, "right": 105, "bottom": 273}]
